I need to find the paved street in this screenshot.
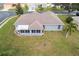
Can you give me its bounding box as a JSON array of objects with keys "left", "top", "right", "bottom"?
[
  {"left": 0, "top": 10, "right": 78, "bottom": 23},
  {"left": 53, "top": 10, "right": 79, "bottom": 15},
  {"left": 0, "top": 11, "right": 16, "bottom": 22},
  {"left": 53, "top": 11, "right": 69, "bottom": 15}
]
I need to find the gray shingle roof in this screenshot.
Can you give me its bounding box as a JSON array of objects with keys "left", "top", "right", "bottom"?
[
  {"left": 15, "top": 11, "right": 64, "bottom": 26},
  {"left": 29, "top": 20, "right": 43, "bottom": 30}
]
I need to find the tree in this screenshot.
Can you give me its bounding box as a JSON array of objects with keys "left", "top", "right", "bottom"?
[
  {"left": 15, "top": 3, "right": 24, "bottom": 15},
  {"left": 61, "top": 3, "right": 72, "bottom": 13},
  {"left": 62, "top": 3, "right": 79, "bottom": 12},
  {"left": 72, "top": 3, "right": 79, "bottom": 11},
  {"left": 24, "top": 4, "right": 29, "bottom": 12},
  {"left": 65, "top": 16, "right": 77, "bottom": 38},
  {"left": 66, "top": 4, "right": 72, "bottom": 13},
  {"left": 36, "top": 4, "right": 44, "bottom": 13},
  {"left": 12, "top": 4, "right": 16, "bottom": 7},
  {"left": 65, "top": 16, "right": 73, "bottom": 23}
]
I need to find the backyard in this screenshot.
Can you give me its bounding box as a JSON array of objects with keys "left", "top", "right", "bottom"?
[{"left": 0, "top": 15, "right": 79, "bottom": 55}]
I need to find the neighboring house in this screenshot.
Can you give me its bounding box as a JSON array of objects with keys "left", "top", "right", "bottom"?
[
  {"left": 51, "top": 3, "right": 62, "bottom": 9},
  {"left": 27, "top": 3, "right": 51, "bottom": 12},
  {"left": 3, "top": 3, "right": 16, "bottom": 11},
  {"left": 3, "top": 3, "right": 14, "bottom": 9},
  {"left": 27, "top": 3, "right": 38, "bottom": 12},
  {"left": 0, "top": 3, "right": 17, "bottom": 11},
  {"left": 72, "top": 17, "right": 79, "bottom": 30},
  {"left": 0, "top": 3, "right": 52, "bottom": 11},
  {"left": 14, "top": 11, "right": 64, "bottom": 36},
  {"left": 0, "top": 3, "right": 4, "bottom": 10},
  {"left": 0, "top": 3, "right": 55, "bottom": 12}
]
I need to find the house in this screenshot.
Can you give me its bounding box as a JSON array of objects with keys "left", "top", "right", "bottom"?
[
  {"left": 72, "top": 16, "right": 79, "bottom": 30},
  {"left": 0, "top": 3, "right": 55, "bottom": 12},
  {"left": 27, "top": 3, "right": 51, "bottom": 12},
  {"left": 0, "top": 3, "right": 53, "bottom": 11},
  {"left": 0, "top": 3, "right": 4, "bottom": 10},
  {"left": 14, "top": 11, "right": 64, "bottom": 36},
  {"left": 27, "top": 3, "right": 38, "bottom": 12},
  {"left": 51, "top": 3, "right": 62, "bottom": 9},
  {"left": 3, "top": 3, "right": 14, "bottom": 10},
  {"left": 1, "top": 3, "right": 16, "bottom": 11}
]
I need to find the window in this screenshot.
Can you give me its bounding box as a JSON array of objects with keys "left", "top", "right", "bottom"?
[
  {"left": 37, "top": 30, "right": 40, "bottom": 33},
  {"left": 17, "top": 30, "right": 20, "bottom": 33},
  {"left": 31, "top": 30, "right": 36, "bottom": 33},
  {"left": 18, "top": 30, "right": 20, "bottom": 32},
  {"left": 43, "top": 25, "right": 45, "bottom": 29},
  {"left": 58, "top": 25, "right": 61, "bottom": 29},
  {"left": 25, "top": 30, "right": 30, "bottom": 33},
  {"left": 20, "top": 30, "right": 24, "bottom": 33},
  {"left": 31, "top": 30, "right": 41, "bottom": 33}
]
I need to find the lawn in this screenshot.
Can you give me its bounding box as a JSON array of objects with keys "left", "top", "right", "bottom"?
[{"left": 0, "top": 15, "right": 79, "bottom": 56}]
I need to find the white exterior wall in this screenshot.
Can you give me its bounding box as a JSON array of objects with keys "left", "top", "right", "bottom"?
[
  {"left": 44, "top": 25, "right": 64, "bottom": 31},
  {"left": 15, "top": 25, "right": 29, "bottom": 30},
  {"left": 27, "top": 3, "right": 50, "bottom": 12},
  {"left": 42, "top": 4, "right": 48, "bottom": 8},
  {"left": 15, "top": 25, "right": 64, "bottom": 36},
  {"left": 27, "top": 4, "right": 37, "bottom": 12}
]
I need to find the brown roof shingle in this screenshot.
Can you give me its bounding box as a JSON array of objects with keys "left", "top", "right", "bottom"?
[
  {"left": 29, "top": 20, "right": 43, "bottom": 30},
  {"left": 15, "top": 11, "right": 64, "bottom": 27}
]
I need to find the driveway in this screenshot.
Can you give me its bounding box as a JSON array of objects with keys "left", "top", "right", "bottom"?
[{"left": 0, "top": 11, "right": 16, "bottom": 22}]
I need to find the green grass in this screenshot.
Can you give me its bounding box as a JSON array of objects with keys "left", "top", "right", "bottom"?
[
  {"left": 57, "top": 15, "right": 69, "bottom": 24},
  {"left": 0, "top": 15, "right": 79, "bottom": 55},
  {"left": 46, "top": 6, "right": 64, "bottom": 11},
  {"left": 51, "top": 7, "right": 64, "bottom": 11}
]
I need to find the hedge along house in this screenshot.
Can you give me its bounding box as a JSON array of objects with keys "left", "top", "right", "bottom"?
[{"left": 14, "top": 11, "right": 64, "bottom": 36}]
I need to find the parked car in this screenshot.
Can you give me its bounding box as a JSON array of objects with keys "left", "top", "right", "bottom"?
[{"left": 76, "top": 12, "right": 79, "bottom": 16}]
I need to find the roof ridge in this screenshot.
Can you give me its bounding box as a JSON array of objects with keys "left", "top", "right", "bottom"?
[
  {"left": 29, "top": 20, "right": 43, "bottom": 30},
  {"left": 30, "top": 20, "right": 42, "bottom": 26}
]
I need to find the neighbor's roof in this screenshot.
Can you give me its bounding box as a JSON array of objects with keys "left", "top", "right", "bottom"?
[{"left": 15, "top": 11, "right": 64, "bottom": 26}]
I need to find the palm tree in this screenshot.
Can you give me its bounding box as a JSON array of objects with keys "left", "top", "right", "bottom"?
[{"left": 65, "top": 16, "right": 77, "bottom": 38}]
